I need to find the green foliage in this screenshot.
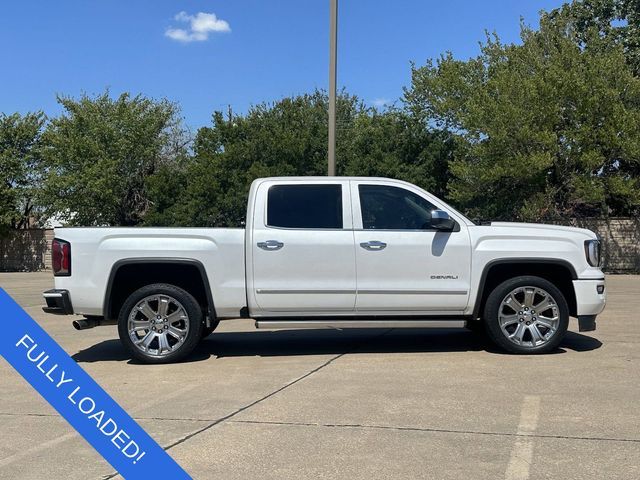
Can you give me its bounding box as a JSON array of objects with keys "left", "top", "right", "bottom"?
[
  {"left": 40, "top": 91, "right": 185, "bottom": 226},
  {"left": 341, "top": 109, "right": 454, "bottom": 200},
  {"left": 405, "top": 11, "right": 640, "bottom": 221},
  {"left": 144, "top": 91, "right": 454, "bottom": 227},
  {"left": 5, "top": 1, "right": 640, "bottom": 229},
  {"left": 545, "top": 0, "right": 640, "bottom": 75},
  {"left": 0, "top": 112, "right": 45, "bottom": 234},
  {"left": 147, "top": 91, "right": 343, "bottom": 227}
]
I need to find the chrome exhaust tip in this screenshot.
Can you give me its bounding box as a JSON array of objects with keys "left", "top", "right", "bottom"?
[
  {"left": 72, "top": 317, "right": 100, "bottom": 330},
  {"left": 72, "top": 319, "right": 93, "bottom": 330},
  {"left": 72, "top": 317, "right": 116, "bottom": 330}
]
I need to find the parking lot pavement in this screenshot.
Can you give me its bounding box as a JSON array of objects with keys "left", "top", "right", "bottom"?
[{"left": 0, "top": 272, "right": 638, "bottom": 480}]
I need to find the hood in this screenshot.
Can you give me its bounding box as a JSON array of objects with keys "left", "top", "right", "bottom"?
[{"left": 487, "top": 222, "right": 597, "bottom": 239}]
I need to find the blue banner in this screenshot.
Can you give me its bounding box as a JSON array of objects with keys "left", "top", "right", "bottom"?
[{"left": 0, "top": 288, "right": 190, "bottom": 479}]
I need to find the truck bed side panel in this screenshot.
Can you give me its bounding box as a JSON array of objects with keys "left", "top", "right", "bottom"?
[{"left": 52, "top": 228, "right": 246, "bottom": 318}]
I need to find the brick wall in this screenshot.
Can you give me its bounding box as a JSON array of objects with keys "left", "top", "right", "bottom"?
[
  {"left": 553, "top": 218, "right": 640, "bottom": 273},
  {"left": 0, "top": 229, "right": 53, "bottom": 272},
  {"left": 0, "top": 221, "right": 638, "bottom": 273}
]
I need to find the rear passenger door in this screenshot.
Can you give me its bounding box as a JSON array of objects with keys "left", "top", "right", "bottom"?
[{"left": 248, "top": 180, "right": 356, "bottom": 315}]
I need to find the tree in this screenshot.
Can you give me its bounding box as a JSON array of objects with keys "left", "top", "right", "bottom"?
[
  {"left": 41, "top": 91, "right": 185, "bottom": 226},
  {"left": 146, "top": 91, "right": 362, "bottom": 227},
  {"left": 404, "top": 14, "right": 640, "bottom": 221},
  {"left": 0, "top": 112, "right": 45, "bottom": 234},
  {"left": 342, "top": 108, "right": 454, "bottom": 200},
  {"left": 145, "top": 91, "right": 455, "bottom": 227},
  {"left": 545, "top": 0, "right": 640, "bottom": 75}
]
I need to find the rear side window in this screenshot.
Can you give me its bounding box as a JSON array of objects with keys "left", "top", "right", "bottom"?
[
  {"left": 267, "top": 184, "right": 343, "bottom": 229},
  {"left": 359, "top": 184, "right": 437, "bottom": 230}
]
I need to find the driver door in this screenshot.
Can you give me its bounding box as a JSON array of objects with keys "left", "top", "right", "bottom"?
[{"left": 351, "top": 181, "right": 471, "bottom": 313}]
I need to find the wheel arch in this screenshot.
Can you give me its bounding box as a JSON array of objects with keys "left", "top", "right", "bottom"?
[
  {"left": 104, "top": 258, "right": 215, "bottom": 322},
  {"left": 473, "top": 258, "right": 577, "bottom": 319}
]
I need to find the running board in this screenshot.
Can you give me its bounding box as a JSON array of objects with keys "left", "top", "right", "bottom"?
[{"left": 254, "top": 320, "right": 466, "bottom": 330}]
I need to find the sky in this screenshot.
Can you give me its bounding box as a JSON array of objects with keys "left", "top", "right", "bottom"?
[{"left": 1, "top": 0, "right": 567, "bottom": 128}]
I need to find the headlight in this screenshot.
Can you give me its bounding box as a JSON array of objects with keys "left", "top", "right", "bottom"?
[{"left": 584, "top": 239, "right": 601, "bottom": 267}]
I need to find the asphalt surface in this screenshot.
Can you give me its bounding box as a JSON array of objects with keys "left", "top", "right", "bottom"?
[{"left": 0, "top": 272, "right": 638, "bottom": 479}]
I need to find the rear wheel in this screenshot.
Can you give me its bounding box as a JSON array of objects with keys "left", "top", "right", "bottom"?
[
  {"left": 118, "top": 283, "right": 203, "bottom": 364},
  {"left": 484, "top": 276, "right": 568, "bottom": 354}
]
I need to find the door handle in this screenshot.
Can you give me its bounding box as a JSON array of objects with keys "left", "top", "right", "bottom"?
[
  {"left": 257, "top": 240, "right": 284, "bottom": 251},
  {"left": 360, "top": 240, "right": 387, "bottom": 251}
]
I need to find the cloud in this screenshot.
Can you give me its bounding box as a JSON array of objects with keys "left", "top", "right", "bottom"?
[
  {"left": 165, "top": 11, "right": 230, "bottom": 43},
  {"left": 371, "top": 98, "right": 390, "bottom": 107}
]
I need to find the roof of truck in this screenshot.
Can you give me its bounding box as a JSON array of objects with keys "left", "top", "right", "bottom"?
[{"left": 254, "top": 176, "right": 404, "bottom": 182}]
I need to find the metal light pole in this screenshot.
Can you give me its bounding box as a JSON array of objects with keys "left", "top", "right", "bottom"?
[{"left": 327, "top": 0, "right": 338, "bottom": 176}]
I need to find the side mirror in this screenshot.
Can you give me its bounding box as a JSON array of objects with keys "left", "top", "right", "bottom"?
[{"left": 430, "top": 210, "right": 455, "bottom": 231}]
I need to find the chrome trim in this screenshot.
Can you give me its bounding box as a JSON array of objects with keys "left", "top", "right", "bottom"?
[
  {"left": 264, "top": 226, "right": 348, "bottom": 231},
  {"left": 256, "top": 288, "right": 468, "bottom": 295},
  {"left": 360, "top": 240, "right": 387, "bottom": 251},
  {"left": 43, "top": 292, "right": 64, "bottom": 298},
  {"left": 42, "top": 289, "right": 74, "bottom": 315},
  {"left": 256, "top": 289, "right": 356, "bottom": 294},
  {"left": 255, "top": 310, "right": 465, "bottom": 316},
  {"left": 354, "top": 228, "right": 458, "bottom": 232},
  {"left": 257, "top": 240, "right": 284, "bottom": 251},
  {"left": 261, "top": 227, "right": 460, "bottom": 232},
  {"left": 255, "top": 320, "right": 467, "bottom": 330},
  {"left": 358, "top": 289, "right": 468, "bottom": 295},
  {"left": 355, "top": 307, "right": 463, "bottom": 312},
  {"left": 256, "top": 289, "right": 467, "bottom": 295},
  {"left": 430, "top": 209, "right": 456, "bottom": 231}
]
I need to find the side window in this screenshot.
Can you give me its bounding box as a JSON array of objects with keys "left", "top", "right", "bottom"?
[
  {"left": 359, "top": 184, "right": 437, "bottom": 230},
  {"left": 267, "top": 184, "right": 343, "bottom": 229}
]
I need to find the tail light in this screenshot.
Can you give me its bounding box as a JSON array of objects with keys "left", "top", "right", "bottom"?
[{"left": 52, "top": 238, "right": 71, "bottom": 276}]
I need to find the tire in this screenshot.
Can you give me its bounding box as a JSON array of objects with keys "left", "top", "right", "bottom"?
[
  {"left": 484, "top": 275, "right": 569, "bottom": 354},
  {"left": 201, "top": 320, "right": 220, "bottom": 340},
  {"left": 118, "top": 283, "right": 203, "bottom": 364}
]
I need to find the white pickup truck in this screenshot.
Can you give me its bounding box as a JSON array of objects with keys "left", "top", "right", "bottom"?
[{"left": 43, "top": 177, "right": 606, "bottom": 363}]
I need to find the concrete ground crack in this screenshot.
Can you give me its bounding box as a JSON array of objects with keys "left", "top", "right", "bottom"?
[
  {"left": 160, "top": 328, "right": 395, "bottom": 452},
  {"left": 101, "top": 354, "right": 345, "bottom": 479},
  {"left": 228, "top": 419, "right": 640, "bottom": 444},
  {"left": 163, "top": 352, "right": 347, "bottom": 450},
  {"left": 101, "top": 329, "right": 395, "bottom": 479},
  {"left": 12, "top": 410, "right": 636, "bottom": 446},
  {"left": 0, "top": 412, "right": 57, "bottom": 418}
]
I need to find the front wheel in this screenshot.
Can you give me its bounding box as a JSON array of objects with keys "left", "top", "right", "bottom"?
[
  {"left": 484, "top": 276, "right": 569, "bottom": 354},
  {"left": 118, "top": 283, "right": 203, "bottom": 364}
]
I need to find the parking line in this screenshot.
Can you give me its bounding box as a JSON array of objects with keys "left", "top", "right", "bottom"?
[
  {"left": 505, "top": 395, "right": 541, "bottom": 480},
  {"left": 0, "top": 383, "right": 200, "bottom": 468},
  {"left": 0, "top": 431, "right": 77, "bottom": 468}
]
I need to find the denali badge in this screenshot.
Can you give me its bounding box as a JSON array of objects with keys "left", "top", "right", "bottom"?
[{"left": 431, "top": 275, "right": 459, "bottom": 280}]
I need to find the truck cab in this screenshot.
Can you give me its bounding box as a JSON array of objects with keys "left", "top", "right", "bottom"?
[{"left": 247, "top": 177, "right": 472, "bottom": 317}]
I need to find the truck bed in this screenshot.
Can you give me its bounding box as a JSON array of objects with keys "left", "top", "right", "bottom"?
[{"left": 52, "top": 227, "right": 246, "bottom": 318}]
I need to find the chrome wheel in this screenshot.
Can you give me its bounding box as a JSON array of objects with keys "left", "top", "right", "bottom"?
[
  {"left": 127, "top": 294, "right": 190, "bottom": 357},
  {"left": 498, "top": 286, "right": 560, "bottom": 349}
]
